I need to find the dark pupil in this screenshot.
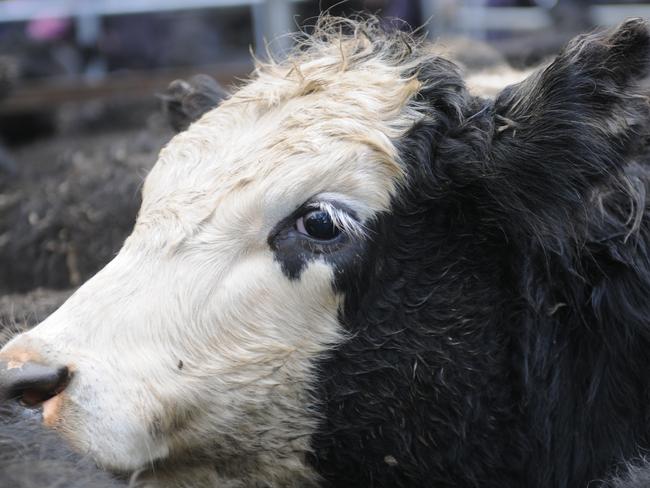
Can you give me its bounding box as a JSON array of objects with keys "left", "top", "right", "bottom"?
[{"left": 305, "top": 211, "right": 340, "bottom": 240}]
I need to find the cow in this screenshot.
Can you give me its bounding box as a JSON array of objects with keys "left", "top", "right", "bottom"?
[{"left": 2, "top": 16, "right": 650, "bottom": 488}]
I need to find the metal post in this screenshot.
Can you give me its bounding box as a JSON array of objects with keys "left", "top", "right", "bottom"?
[{"left": 251, "top": 0, "right": 294, "bottom": 61}]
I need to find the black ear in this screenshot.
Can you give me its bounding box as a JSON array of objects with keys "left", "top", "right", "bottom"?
[
  {"left": 487, "top": 18, "right": 650, "bottom": 245},
  {"left": 160, "top": 74, "right": 227, "bottom": 133}
]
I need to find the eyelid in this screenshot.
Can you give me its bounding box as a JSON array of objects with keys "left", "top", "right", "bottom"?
[
  {"left": 304, "top": 201, "right": 367, "bottom": 238},
  {"left": 268, "top": 194, "right": 369, "bottom": 248}
]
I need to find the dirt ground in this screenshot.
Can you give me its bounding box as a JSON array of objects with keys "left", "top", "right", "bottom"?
[{"left": 0, "top": 102, "right": 174, "bottom": 334}]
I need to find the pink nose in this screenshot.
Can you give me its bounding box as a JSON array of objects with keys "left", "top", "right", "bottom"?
[{"left": 0, "top": 360, "right": 70, "bottom": 406}]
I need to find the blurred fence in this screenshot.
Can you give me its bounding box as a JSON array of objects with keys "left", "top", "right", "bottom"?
[
  {"left": 422, "top": 2, "right": 650, "bottom": 38},
  {"left": 0, "top": 0, "right": 298, "bottom": 57},
  {"left": 0, "top": 1, "right": 650, "bottom": 117}
]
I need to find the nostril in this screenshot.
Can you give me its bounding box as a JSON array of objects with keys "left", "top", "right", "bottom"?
[{"left": 0, "top": 361, "right": 71, "bottom": 406}]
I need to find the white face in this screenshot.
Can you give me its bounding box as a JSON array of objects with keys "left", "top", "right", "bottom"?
[{"left": 0, "top": 48, "right": 423, "bottom": 485}]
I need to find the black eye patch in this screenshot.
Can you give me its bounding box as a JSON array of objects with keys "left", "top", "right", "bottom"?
[{"left": 268, "top": 200, "right": 367, "bottom": 282}]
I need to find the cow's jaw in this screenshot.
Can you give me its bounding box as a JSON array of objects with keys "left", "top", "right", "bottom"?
[{"left": 2, "top": 244, "right": 344, "bottom": 483}]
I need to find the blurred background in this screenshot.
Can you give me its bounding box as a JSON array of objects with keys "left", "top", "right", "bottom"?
[{"left": 1, "top": 0, "right": 649, "bottom": 326}]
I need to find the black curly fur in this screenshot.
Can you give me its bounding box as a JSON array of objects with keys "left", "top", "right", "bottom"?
[{"left": 309, "top": 18, "right": 650, "bottom": 488}]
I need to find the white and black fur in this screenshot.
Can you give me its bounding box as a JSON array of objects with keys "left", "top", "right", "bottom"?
[{"left": 2, "top": 16, "right": 650, "bottom": 488}]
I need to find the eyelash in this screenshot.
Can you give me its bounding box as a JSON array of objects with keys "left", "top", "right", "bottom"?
[{"left": 303, "top": 202, "right": 366, "bottom": 238}]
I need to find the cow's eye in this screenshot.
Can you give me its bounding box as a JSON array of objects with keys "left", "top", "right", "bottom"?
[{"left": 296, "top": 210, "right": 341, "bottom": 240}]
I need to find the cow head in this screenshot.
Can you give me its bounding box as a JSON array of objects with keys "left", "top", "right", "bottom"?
[{"left": 1, "top": 17, "right": 649, "bottom": 487}]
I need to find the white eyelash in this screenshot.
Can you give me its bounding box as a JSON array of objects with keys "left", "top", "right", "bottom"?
[{"left": 307, "top": 201, "right": 368, "bottom": 238}]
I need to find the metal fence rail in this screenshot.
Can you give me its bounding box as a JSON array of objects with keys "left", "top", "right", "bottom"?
[
  {"left": 0, "top": 0, "right": 300, "bottom": 57},
  {"left": 420, "top": 2, "right": 650, "bottom": 38},
  {"left": 0, "top": 0, "right": 294, "bottom": 21}
]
